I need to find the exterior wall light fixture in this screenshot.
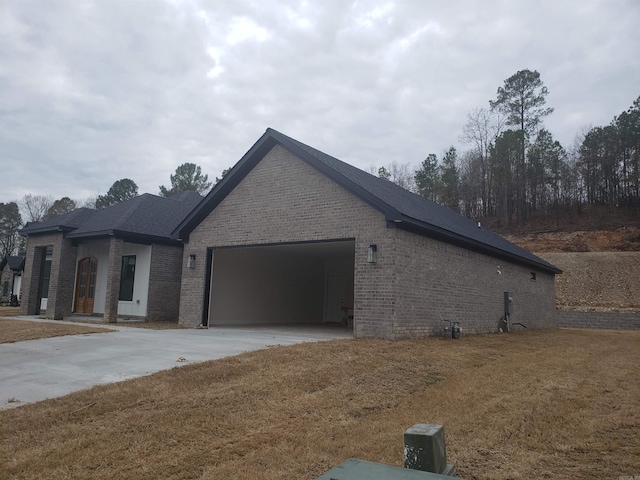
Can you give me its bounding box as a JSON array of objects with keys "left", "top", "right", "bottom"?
[
  {"left": 367, "top": 244, "right": 377, "bottom": 264},
  {"left": 187, "top": 254, "right": 196, "bottom": 269}
]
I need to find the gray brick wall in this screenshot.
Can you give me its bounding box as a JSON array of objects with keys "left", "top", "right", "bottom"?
[
  {"left": 20, "top": 233, "right": 77, "bottom": 319},
  {"left": 178, "top": 144, "right": 558, "bottom": 339},
  {"left": 0, "top": 268, "right": 12, "bottom": 302},
  {"left": 103, "top": 237, "right": 123, "bottom": 323},
  {"left": 179, "top": 144, "right": 395, "bottom": 335},
  {"left": 146, "top": 244, "right": 183, "bottom": 322},
  {"left": 394, "top": 229, "right": 556, "bottom": 337},
  {"left": 49, "top": 235, "right": 78, "bottom": 319},
  {"left": 556, "top": 311, "right": 640, "bottom": 330},
  {"left": 21, "top": 242, "right": 47, "bottom": 315}
]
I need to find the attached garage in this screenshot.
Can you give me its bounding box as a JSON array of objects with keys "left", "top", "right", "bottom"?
[
  {"left": 205, "top": 240, "right": 355, "bottom": 326},
  {"left": 176, "top": 128, "right": 561, "bottom": 339}
]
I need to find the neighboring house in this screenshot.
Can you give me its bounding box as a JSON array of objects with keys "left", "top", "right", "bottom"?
[
  {"left": 19, "top": 191, "right": 202, "bottom": 322},
  {"left": 175, "top": 128, "right": 562, "bottom": 339},
  {"left": 0, "top": 252, "right": 25, "bottom": 305}
]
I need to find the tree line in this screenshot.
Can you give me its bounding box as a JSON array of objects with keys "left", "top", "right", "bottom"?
[
  {"left": 377, "top": 70, "right": 639, "bottom": 230},
  {"left": 3, "top": 77, "right": 638, "bottom": 255},
  {"left": 0, "top": 162, "right": 216, "bottom": 258}
]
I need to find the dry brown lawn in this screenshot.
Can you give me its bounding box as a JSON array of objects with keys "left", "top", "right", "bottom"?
[
  {"left": 0, "top": 307, "right": 21, "bottom": 317},
  {"left": 0, "top": 304, "right": 182, "bottom": 338},
  {"left": 1, "top": 328, "right": 639, "bottom": 480},
  {"left": 0, "top": 318, "right": 110, "bottom": 344}
]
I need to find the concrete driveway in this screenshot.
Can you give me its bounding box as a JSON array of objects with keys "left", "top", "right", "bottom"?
[{"left": 0, "top": 318, "right": 352, "bottom": 409}]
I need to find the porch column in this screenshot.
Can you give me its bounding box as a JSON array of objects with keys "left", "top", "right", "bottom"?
[
  {"left": 103, "top": 237, "right": 123, "bottom": 323},
  {"left": 21, "top": 243, "right": 46, "bottom": 316},
  {"left": 47, "top": 236, "right": 77, "bottom": 320}
]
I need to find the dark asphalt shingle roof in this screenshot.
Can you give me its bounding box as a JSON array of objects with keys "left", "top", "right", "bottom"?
[
  {"left": 0, "top": 253, "right": 25, "bottom": 272},
  {"left": 20, "top": 208, "right": 95, "bottom": 234},
  {"left": 176, "top": 128, "right": 561, "bottom": 274},
  {"left": 7, "top": 254, "right": 25, "bottom": 271},
  {"left": 20, "top": 192, "right": 202, "bottom": 244}
]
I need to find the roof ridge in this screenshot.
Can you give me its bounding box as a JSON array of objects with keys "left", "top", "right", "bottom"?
[{"left": 111, "top": 194, "right": 149, "bottom": 230}]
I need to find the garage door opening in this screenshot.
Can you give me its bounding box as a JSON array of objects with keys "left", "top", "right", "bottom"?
[{"left": 205, "top": 240, "right": 355, "bottom": 328}]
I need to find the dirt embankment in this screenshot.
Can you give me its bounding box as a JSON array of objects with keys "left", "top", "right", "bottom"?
[
  {"left": 505, "top": 227, "right": 640, "bottom": 312},
  {"left": 504, "top": 227, "right": 640, "bottom": 253},
  {"left": 536, "top": 252, "right": 640, "bottom": 311}
]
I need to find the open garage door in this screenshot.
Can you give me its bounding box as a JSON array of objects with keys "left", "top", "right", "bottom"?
[{"left": 205, "top": 240, "right": 355, "bottom": 327}]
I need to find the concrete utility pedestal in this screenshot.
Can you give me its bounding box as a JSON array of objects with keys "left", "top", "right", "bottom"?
[
  {"left": 404, "top": 424, "right": 456, "bottom": 476},
  {"left": 315, "top": 424, "right": 462, "bottom": 479}
]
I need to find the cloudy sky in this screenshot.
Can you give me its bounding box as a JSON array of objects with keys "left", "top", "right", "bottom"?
[{"left": 1, "top": 0, "right": 639, "bottom": 204}]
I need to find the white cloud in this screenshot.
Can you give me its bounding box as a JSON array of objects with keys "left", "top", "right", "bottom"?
[
  {"left": 284, "top": 5, "right": 313, "bottom": 30},
  {"left": 226, "top": 16, "right": 271, "bottom": 45},
  {"left": 354, "top": 2, "right": 395, "bottom": 28}
]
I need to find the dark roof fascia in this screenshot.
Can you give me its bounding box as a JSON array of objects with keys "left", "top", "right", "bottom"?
[
  {"left": 393, "top": 216, "right": 562, "bottom": 274},
  {"left": 19, "top": 225, "right": 77, "bottom": 236},
  {"left": 174, "top": 130, "right": 402, "bottom": 240},
  {"left": 0, "top": 257, "right": 6, "bottom": 272},
  {"left": 67, "top": 230, "right": 183, "bottom": 247}
]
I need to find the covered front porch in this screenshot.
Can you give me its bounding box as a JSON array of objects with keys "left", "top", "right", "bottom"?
[{"left": 21, "top": 235, "right": 155, "bottom": 323}]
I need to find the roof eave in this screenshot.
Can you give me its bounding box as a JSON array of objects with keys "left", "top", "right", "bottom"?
[
  {"left": 19, "top": 225, "right": 77, "bottom": 236},
  {"left": 67, "top": 230, "right": 183, "bottom": 246},
  {"left": 394, "top": 217, "right": 562, "bottom": 275}
]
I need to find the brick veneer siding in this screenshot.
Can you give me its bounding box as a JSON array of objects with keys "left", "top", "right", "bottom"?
[
  {"left": 556, "top": 311, "right": 640, "bottom": 330},
  {"left": 393, "top": 228, "right": 556, "bottom": 337},
  {"left": 146, "top": 244, "right": 183, "bottom": 322},
  {"left": 1, "top": 267, "right": 12, "bottom": 302},
  {"left": 178, "top": 145, "right": 558, "bottom": 339},
  {"left": 21, "top": 244, "right": 46, "bottom": 315},
  {"left": 103, "top": 237, "right": 123, "bottom": 323},
  {"left": 179, "top": 144, "right": 396, "bottom": 337},
  {"left": 20, "top": 233, "right": 78, "bottom": 319}
]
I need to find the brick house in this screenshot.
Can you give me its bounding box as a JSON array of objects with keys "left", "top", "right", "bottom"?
[
  {"left": 0, "top": 252, "right": 25, "bottom": 305},
  {"left": 19, "top": 191, "right": 201, "bottom": 322},
  {"left": 175, "top": 129, "right": 561, "bottom": 339}
]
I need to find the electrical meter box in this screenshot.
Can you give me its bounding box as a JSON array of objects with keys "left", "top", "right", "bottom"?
[{"left": 504, "top": 291, "right": 512, "bottom": 315}]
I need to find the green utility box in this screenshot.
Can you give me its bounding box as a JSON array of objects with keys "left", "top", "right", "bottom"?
[
  {"left": 316, "top": 424, "right": 462, "bottom": 479},
  {"left": 315, "top": 458, "right": 464, "bottom": 480}
]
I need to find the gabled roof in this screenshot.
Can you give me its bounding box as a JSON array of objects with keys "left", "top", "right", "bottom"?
[
  {"left": 176, "top": 128, "right": 561, "bottom": 274},
  {"left": 0, "top": 252, "right": 25, "bottom": 272},
  {"left": 7, "top": 254, "right": 25, "bottom": 271},
  {"left": 21, "top": 191, "right": 202, "bottom": 245}
]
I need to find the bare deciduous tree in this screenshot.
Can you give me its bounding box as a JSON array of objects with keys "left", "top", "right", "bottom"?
[
  {"left": 374, "top": 161, "right": 417, "bottom": 192},
  {"left": 19, "top": 194, "right": 53, "bottom": 223},
  {"left": 461, "top": 107, "right": 505, "bottom": 216}
]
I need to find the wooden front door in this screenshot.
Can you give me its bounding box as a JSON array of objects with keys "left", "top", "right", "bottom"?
[{"left": 75, "top": 257, "right": 97, "bottom": 314}]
